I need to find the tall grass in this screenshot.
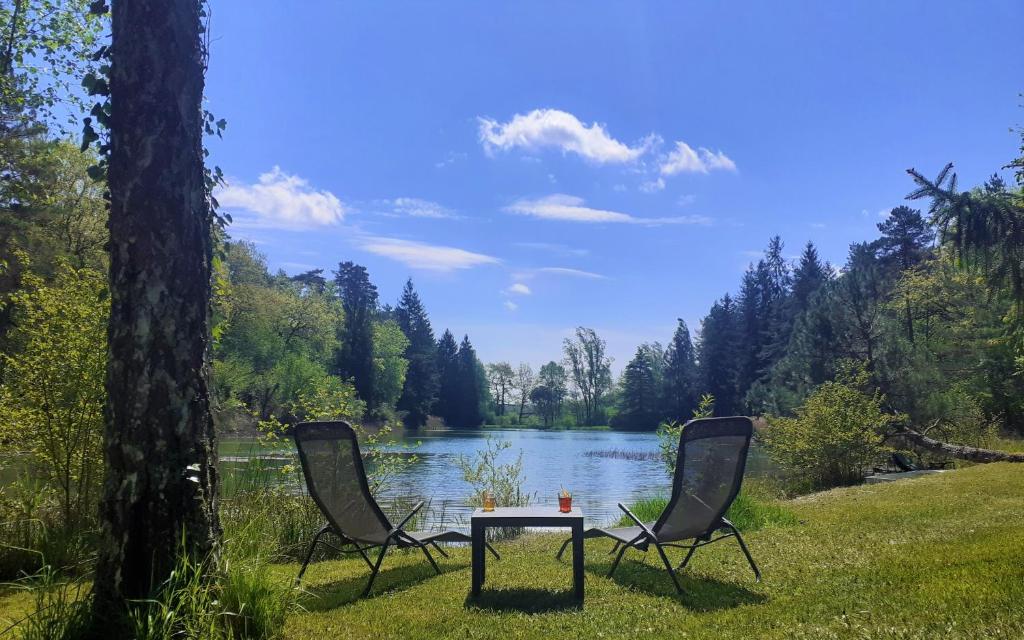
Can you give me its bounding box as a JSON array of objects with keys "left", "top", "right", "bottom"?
[
  {"left": 0, "top": 479, "right": 95, "bottom": 580},
  {"left": 128, "top": 549, "right": 296, "bottom": 640},
  {"left": 617, "top": 481, "right": 798, "bottom": 532},
  {"left": 8, "top": 547, "right": 297, "bottom": 639},
  {"left": 4, "top": 566, "right": 92, "bottom": 640}
]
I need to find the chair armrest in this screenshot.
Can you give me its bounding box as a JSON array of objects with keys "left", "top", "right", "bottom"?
[
  {"left": 390, "top": 500, "right": 425, "bottom": 535},
  {"left": 617, "top": 503, "right": 656, "bottom": 539}
]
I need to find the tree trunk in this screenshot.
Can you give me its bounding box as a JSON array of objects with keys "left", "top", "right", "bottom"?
[
  {"left": 893, "top": 428, "right": 1024, "bottom": 463},
  {"left": 92, "top": 0, "right": 219, "bottom": 630}
]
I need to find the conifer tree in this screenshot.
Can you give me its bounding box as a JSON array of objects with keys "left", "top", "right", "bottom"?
[
  {"left": 395, "top": 279, "right": 438, "bottom": 426},
  {"left": 875, "top": 206, "right": 935, "bottom": 342},
  {"left": 663, "top": 318, "right": 698, "bottom": 421},
  {"left": 334, "top": 261, "right": 379, "bottom": 406},
  {"left": 759, "top": 236, "right": 794, "bottom": 377},
  {"left": 615, "top": 343, "right": 664, "bottom": 430},
  {"left": 455, "top": 335, "right": 488, "bottom": 427},
  {"left": 434, "top": 329, "right": 460, "bottom": 425},
  {"left": 698, "top": 294, "right": 742, "bottom": 414},
  {"left": 791, "top": 241, "right": 829, "bottom": 317},
  {"left": 737, "top": 261, "right": 769, "bottom": 400}
]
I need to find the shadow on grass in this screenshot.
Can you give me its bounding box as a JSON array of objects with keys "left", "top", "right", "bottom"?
[
  {"left": 300, "top": 561, "right": 470, "bottom": 611},
  {"left": 465, "top": 588, "right": 582, "bottom": 613},
  {"left": 587, "top": 555, "right": 766, "bottom": 611}
]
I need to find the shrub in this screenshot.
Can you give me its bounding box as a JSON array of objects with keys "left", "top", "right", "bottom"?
[
  {"left": 764, "top": 366, "right": 900, "bottom": 490},
  {"left": 0, "top": 260, "right": 106, "bottom": 532},
  {"left": 457, "top": 437, "right": 531, "bottom": 538},
  {"left": 456, "top": 437, "right": 530, "bottom": 509},
  {"left": 0, "top": 259, "right": 106, "bottom": 578},
  {"left": 656, "top": 393, "right": 714, "bottom": 475}
]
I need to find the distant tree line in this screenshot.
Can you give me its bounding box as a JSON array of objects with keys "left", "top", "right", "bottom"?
[
  {"left": 485, "top": 175, "right": 1024, "bottom": 438},
  {"left": 213, "top": 244, "right": 489, "bottom": 429}
]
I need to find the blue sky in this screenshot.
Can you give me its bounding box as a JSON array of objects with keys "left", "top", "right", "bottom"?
[{"left": 205, "top": 1, "right": 1023, "bottom": 372}]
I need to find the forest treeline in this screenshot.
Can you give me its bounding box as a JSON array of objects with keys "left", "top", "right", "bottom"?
[
  {"left": 4, "top": 142, "right": 1024, "bottom": 439},
  {"left": 486, "top": 163, "right": 1024, "bottom": 438},
  {"left": 211, "top": 243, "right": 490, "bottom": 429}
]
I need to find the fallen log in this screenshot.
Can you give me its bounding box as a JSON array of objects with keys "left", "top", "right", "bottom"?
[{"left": 892, "top": 428, "right": 1024, "bottom": 463}]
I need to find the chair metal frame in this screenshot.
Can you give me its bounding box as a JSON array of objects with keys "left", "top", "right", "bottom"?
[
  {"left": 556, "top": 416, "right": 761, "bottom": 593},
  {"left": 293, "top": 421, "right": 498, "bottom": 596}
]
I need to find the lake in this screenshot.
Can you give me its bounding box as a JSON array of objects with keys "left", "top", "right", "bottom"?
[{"left": 220, "top": 427, "right": 776, "bottom": 530}]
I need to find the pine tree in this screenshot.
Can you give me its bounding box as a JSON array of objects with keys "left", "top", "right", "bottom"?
[
  {"left": 876, "top": 206, "right": 935, "bottom": 342},
  {"left": 434, "top": 329, "right": 459, "bottom": 425},
  {"left": 290, "top": 268, "right": 327, "bottom": 293},
  {"left": 663, "top": 318, "right": 697, "bottom": 422},
  {"left": 698, "top": 294, "right": 742, "bottom": 414},
  {"left": 333, "top": 261, "right": 379, "bottom": 407},
  {"left": 455, "top": 335, "right": 488, "bottom": 427},
  {"left": 395, "top": 279, "right": 438, "bottom": 427},
  {"left": 791, "top": 241, "right": 829, "bottom": 317},
  {"left": 759, "top": 236, "right": 794, "bottom": 377},
  {"left": 737, "top": 261, "right": 769, "bottom": 399},
  {"left": 615, "top": 343, "right": 663, "bottom": 430},
  {"left": 876, "top": 206, "right": 935, "bottom": 273}
]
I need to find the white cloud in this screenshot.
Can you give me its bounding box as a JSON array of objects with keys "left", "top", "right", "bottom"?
[
  {"left": 677, "top": 194, "right": 697, "bottom": 207},
  {"left": 506, "top": 283, "right": 531, "bottom": 295},
  {"left": 506, "top": 194, "right": 711, "bottom": 226},
  {"left": 659, "top": 142, "right": 737, "bottom": 176},
  {"left": 218, "top": 167, "right": 344, "bottom": 230},
  {"left": 503, "top": 300, "right": 519, "bottom": 311},
  {"left": 536, "top": 267, "right": 607, "bottom": 280},
  {"left": 810, "top": 222, "right": 826, "bottom": 229},
  {"left": 640, "top": 177, "right": 666, "bottom": 193},
  {"left": 360, "top": 237, "right": 499, "bottom": 272},
  {"left": 478, "top": 109, "right": 653, "bottom": 164},
  {"left": 514, "top": 242, "right": 589, "bottom": 257},
  {"left": 390, "top": 197, "right": 460, "bottom": 219}
]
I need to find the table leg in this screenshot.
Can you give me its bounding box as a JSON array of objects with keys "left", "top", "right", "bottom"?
[
  {"left": 471, "top": 521, "right": 484, "bottom": 597},
  {"left": 572, "top": 521, "right": 584, "bottom": 602}
]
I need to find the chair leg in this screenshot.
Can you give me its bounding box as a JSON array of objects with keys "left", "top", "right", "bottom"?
[
  {"left": 555, "top": 537, "right": 572, "bottom": 560},
  {"left": 608, "top": 541, "right": 621, "bottom": 555},
  {"left": 362, "top": 543, "right": 390, "bottom": 597},
  {"left": 608, "top": 542, "right": 630, "bottom": 577},
  {"left": 728, "top": 525, "right": 761, "bottom": 582},
  {"left": 355, "top": 544, "right": 374, "bottom": 570},
  {"left": 430, "top": 540, "right": 449, "bottom": 558},
  {"left": 652, "top": 541, "right": 684, "bottom": 594},
  {"left": 295, "top": 524, "right": 331, "bottom": 585},
  {"left": 677, "top": 543, "right": 698, "bottom": 571},
  {"left": 485, "top": 541, "right": 501, "bottom": 560},
  {"left": 417, "top": 543, "right": 442, "bottom": 575}
]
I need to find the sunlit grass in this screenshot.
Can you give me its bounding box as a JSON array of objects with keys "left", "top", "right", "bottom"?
[{"left": 4, "top": 464, "right": 1024, "bottom": 639}]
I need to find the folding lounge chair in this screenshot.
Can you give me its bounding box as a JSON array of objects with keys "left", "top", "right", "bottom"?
[
  {"left": 293, "top": 420, "right": 498, "bottom": 596},
  {"left": 556, "top": 416, "right": 761, "bottom": 593}
]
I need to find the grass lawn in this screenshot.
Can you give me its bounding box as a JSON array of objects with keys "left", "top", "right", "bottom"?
[{"left": 3, "top": 463, "right": 1024, "bottom": 639}]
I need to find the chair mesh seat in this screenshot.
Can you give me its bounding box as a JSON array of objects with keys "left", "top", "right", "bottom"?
[
  {"left": 556, "top": 416, "right": 761, "bottom": 593},
  {"left": 292, "top": 420, "right": 499, "bottom": 596},
  {"left": 295, "top": 422, "right": 392, "bottom": 544}
]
